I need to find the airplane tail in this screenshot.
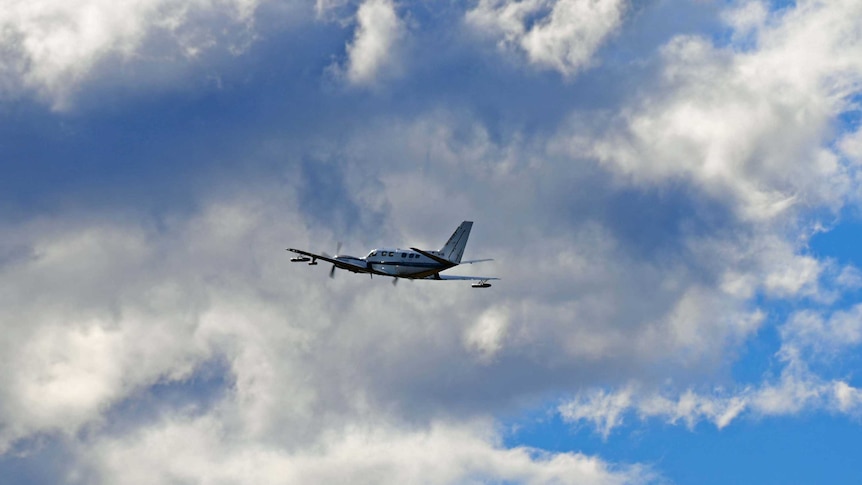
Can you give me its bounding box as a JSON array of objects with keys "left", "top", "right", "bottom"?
[{"left": 440, "top": 221, "right": 472, "bottom": 263}]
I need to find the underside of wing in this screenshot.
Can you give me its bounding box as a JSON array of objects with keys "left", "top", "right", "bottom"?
[{"left": 425, "top": 274, "right": 500, "bottom": 281}]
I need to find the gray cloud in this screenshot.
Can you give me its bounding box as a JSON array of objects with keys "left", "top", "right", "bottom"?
[{"left": 3, "top": 1, "right": 862, "bottom": 483}]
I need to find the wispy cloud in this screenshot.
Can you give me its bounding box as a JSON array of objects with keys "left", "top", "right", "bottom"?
[
  {"left": 466, "top": 0, "right": 627, "bottom": 76},
  {"left": 559, "top": 364, "right": 862, "bottom": 438},
  {"left": 560, "top": 300, "right": 862, "bottom": 437}
]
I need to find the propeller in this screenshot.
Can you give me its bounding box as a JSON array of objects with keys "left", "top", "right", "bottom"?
[{"left": 328, "top": 242, "right": 343, "bottom": 279}]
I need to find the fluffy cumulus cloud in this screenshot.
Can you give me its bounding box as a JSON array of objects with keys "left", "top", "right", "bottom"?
[
  {"left": 562, "top": 0, "right": 862, "bottom": 221},
  {"left": 466, "top": 0, "right": 627, "bottom": 76},
  {"left": 0, "top": 0, "right": 266, "bottom": 109},
  {"left": 83, "top": 418, "right": 650, "bottom": 484},
  {"left": 339, "top": 0, "right": 406, "bottom": 86},
  {"left": 336, "top": 113, "right": 798, "bottom": 375},
  {"left": 0, "top": 204, "right": 247, "bottom": 451},
  {"left": 4, "top": 0, "right": 862, "bottom": 483},
  {"left": 0, "top": 188, "right": 656, "bottom": 483},
  {"left": 552, "top": 0, "right": 862, "bottom": 437}
]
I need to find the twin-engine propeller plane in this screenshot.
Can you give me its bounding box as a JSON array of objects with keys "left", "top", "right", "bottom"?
[{"left": 287, "top": 221, "right": 498, "bottom": 287}]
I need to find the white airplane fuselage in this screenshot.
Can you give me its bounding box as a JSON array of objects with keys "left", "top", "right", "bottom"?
[{"left": 333, "top": 248, "right": 451, "bottom": 278}]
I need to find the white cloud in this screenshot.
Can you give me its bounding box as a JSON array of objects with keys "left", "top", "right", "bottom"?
[
  {"left": 0, "top": 147, "right": 780, "bottom": 476},
  {"left": 833, "top": 381, "right": 862, "bottom": 413},
  {"left": 325, "top": 112, "right": 823, "bottom": 375},
  {"left": 560, "top": 297, "right": 862, "bottom": 435},
  {"left": 721, "top": 0, "right": 768, "bottom": 42},
  {"left": 0, "top": 224, "right": 203, "bottom": 450},
  {"left": 779, "top": 304, "right": 862, "bottom": 362},
  {"left": 560, "top": 366, "right": 862, "bottom": 435},
  {"left": 466, "top": 0, "right": 627, "bottom": 76},
  {"left": 340, "top": 0, "right": 406, "bottom": 86},
  {"left": 0, "top": 184, "right": 647, "bottom": 477},
  {"left": 558, "top": 387, "right": 635, "bottom": 438},
  {"left": 464, "top": 305, "right": 511, "bottom": 363},
  {"left": 0, "top": 0, "right": 264, "bottom": 109},
  {"left": 836, "top": 265, "right": 862, "bottom": 289},
  {"left": 82, "top": 417, "right": 652, "bottom": 485},
  {"left": 839, "top": 125, "right": 862, "bottom": 173},
  {"left": 560, "top": 0, "right": 862, "bottom": 221},
  {"left": 315, "top": 0, "right": 351, "bottom": 17},
  {"left": 4, "top": 1, "right": 862, "bottom": 481}
]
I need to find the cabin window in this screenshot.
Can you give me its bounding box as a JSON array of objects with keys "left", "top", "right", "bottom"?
[
  {"left": 401, "top": 253, "right": 407, "bottom": 258},
  {"left": 388, "top": 251, "right": 394, "bottom": 257}
]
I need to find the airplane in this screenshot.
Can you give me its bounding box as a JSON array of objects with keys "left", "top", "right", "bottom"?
[{"left": 287, "top": 221, "right": 498, "bottom": 287}]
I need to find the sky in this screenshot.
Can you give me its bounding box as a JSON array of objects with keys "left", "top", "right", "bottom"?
[{"left": 1, "top": 0, "right": 862, "bottom": 483}]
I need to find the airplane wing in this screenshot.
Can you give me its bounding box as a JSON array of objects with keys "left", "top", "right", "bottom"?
[
  {"left": 426, "top": 274, "right": 500, "bottom": 281},
  {"left": 287, "top": 248, "right": 339, "bottom": 265},
  {"left": 286, "top": 248, "right": 369, "bottom": 272}
]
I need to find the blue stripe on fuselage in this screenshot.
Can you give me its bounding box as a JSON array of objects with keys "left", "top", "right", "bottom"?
[{"left": 367, "top": 259, "right": 449, "bottom": 278}]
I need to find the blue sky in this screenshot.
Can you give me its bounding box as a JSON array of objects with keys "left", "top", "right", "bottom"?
[{"left": 2, "top": 0, "right": 862, "bottom": 483}]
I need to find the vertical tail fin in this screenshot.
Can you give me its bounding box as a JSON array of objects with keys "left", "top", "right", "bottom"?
[{"left": 440, "top": 221, "right": 473, "bottom": 263}]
